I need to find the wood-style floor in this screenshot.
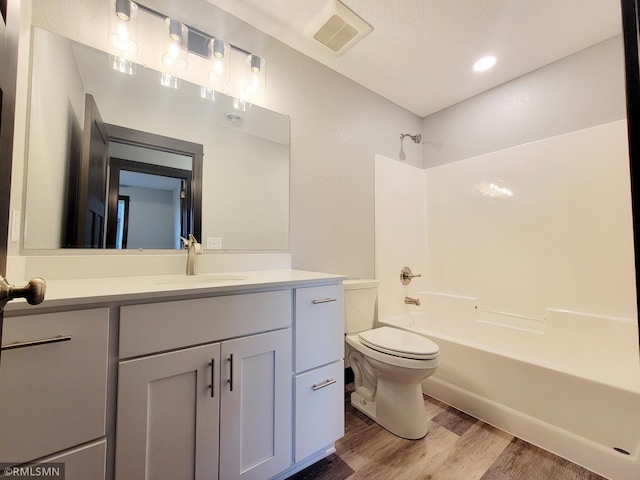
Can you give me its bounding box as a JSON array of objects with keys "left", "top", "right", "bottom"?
[{"left": 288, "top": 383, "right": 606, "bottom": 480}]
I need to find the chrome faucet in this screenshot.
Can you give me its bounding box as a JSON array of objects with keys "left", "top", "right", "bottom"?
[
  {"left": 180, "top": 234, "right": 203, "bottom": 276},
  {"left": 404, "top": 296, "right": 421, "bottom": 306}
]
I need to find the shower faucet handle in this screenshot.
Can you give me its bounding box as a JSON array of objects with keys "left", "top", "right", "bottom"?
[{"left": 400, "top": 266, "right": 421, "bottom": 285}]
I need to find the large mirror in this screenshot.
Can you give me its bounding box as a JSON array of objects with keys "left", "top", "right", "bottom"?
[{"left": 23, "top": 27, "right": 290, "bottom": 250}]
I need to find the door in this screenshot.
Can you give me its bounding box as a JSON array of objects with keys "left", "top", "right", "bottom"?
[
  {"left": 0, "top": 0, "right": 46, "bottom": 371},
  {"left": 68, "top": 94, "right": 108, "bottom": 248},
  {"left": 115, "top": 343, "right": 221, "bottom": 480},
  {"left": 1, "top": 0, "right": 18, "bottom": 366},
  {"left": 621, "top": 0, "right": 640, "bottom": 349},
  {"left": 219, "top": 329, "right": 292, "bottom": 480}
]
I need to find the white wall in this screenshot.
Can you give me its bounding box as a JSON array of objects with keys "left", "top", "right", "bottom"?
[
  {"left": 121, "top": 185, "right": 176, "bottom": 249},
  {"left": 23, "top": 29, "right": 84, "bottom": 249}
]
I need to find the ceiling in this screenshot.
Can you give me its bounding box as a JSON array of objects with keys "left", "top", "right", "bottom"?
[{"left": 204, "top": 0, "right": 623, "bottom": 117}]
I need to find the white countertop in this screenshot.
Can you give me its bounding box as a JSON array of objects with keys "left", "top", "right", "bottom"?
[{"left": 5, "top": 269, "right": 347, "bottom": 313}]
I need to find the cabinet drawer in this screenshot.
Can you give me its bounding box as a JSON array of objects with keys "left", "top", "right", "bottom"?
[
  {"left": 294, "top": 361, "right": 344, "bottom": 462},
  {"left": 40, "top": 439, "right": 106, "bottom": 480},
  {"left": 120, "top": 290, "right": 292, "bottom": 358},
  {"left": 294, "top": 284, "right": 344, "bottom": 373},
  {"left": 0, "top": 308, "right": 109, "bottom": 463}
]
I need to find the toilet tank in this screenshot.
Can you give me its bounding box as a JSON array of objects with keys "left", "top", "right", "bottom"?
[{"left": 343, "top": 279, "right": 379, "bottom": 334}]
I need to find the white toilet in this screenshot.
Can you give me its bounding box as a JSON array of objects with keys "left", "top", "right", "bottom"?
[{"left": 344, "top": 279, "right": 440, "bottom": 439}]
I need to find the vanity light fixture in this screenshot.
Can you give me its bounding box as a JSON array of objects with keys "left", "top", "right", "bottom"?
[
  {"left": 208, "top": 38, "right": 231, "bottom": 85},
  {"left": 108, "top": 0, "right": 139, "bottom": 54},
  {"left": 244, "top": 54, "right": 266, "bottom": 96},
  {"left": 114, "top": 3, "right": 268, "bottom": 98},
  {"left": 162, "top": 18, "right": 189, "bottom": 71},
  {"left": 473, "top": 55, "right": 497, "bottom": 72}
]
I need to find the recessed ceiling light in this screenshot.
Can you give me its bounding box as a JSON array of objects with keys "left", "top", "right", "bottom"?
[{"left": 473, "top": 56, "right": 497, "bottom": 72}]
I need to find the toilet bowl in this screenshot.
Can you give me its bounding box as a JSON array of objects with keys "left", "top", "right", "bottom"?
[{"left": 344, "top": 280, "right": 440, "bottom": 440}]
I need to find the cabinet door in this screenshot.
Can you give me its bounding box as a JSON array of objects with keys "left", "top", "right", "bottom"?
[
  {"left": 219, "top": 329, "right": 292, "bottom": 480},
  {"left": 115, "top": 343, "right": 220, "bottom": 480},
  {"left": 294, "top": 361, "right": 344, "bottom": 462}
]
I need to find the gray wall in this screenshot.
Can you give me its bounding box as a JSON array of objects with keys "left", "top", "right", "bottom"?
[{"left": 422, "top": 35, "right": 627, "bottom": 167}]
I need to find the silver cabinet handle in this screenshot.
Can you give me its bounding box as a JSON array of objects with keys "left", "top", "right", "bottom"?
[
  {"left": 208, "top": 359, "right": 215, "bottom": 398},
  {"left": 227, "top": 354, "right": 234, "bottom": 391},
  {"left": 1, "top": 335, "right": 71, "bottom": 351},
  {"left": 312, "top": 378, "right": 337, "bottom": 391},
  {"left": 312, "top": 298, "right": 337, "bottom": 304}
]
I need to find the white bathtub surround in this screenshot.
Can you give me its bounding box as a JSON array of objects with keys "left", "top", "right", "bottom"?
[
  {"left": 374, "top": 154, "right": 428, "bottom": 320},
  {"left": 423, "top": 119, "right": 635, "bottom": 321},
  {"left": 373, "top": 121, "right": 639, "bottom": 480}
]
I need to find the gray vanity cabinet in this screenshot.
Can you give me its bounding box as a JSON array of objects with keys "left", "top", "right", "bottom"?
[
  {"left": 1, "top": 274, "right": 345, "bottom": 480},
  {"left": 115, "top": 290, "right": 292, "bottom": 480}
]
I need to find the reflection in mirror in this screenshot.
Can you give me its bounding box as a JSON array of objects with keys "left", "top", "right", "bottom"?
[
  {"left": 24, "top": 27, "right": 290, "bottom": 251},
  {"left": 106, "top": 138, "right": 197, "bottom": 250}
]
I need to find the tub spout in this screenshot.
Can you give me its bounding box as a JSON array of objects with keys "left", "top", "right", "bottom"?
[{"left": 404, "top": 296, "right": 421, "bottom": 306}]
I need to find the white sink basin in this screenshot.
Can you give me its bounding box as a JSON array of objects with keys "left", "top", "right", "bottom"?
[{"left": 155, "top": 274, "right": 248, "bottom": 286}]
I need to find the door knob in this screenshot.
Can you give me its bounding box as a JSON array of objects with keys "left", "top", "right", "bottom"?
[{"left": 0, "top": 275, "right": 46, "bottom": 310}]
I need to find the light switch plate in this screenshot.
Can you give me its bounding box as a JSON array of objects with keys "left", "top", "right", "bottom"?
[{"left": 206, "top": 236, "right": 223, "bottom": 249}]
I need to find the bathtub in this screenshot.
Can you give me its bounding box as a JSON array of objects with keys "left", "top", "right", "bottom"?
[{"left": 378, "top": 293, "right": 640, "bottom": 480}]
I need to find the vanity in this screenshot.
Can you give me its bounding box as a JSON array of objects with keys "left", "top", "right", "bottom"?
[{"left": 0, "top": 270, "right": 346, "bottom": 480}]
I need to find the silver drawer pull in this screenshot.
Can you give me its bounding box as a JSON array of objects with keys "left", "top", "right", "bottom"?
[
  {"left": 312, "top": 298, "right": 337, "bottom": 304},
  {"left": 1, "top": 335, "right": 72, "bottom": 351},
  {"left": 312, "top": 378, "right": 337, "bottom": 391}
]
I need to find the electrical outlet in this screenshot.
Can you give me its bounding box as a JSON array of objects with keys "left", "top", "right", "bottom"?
[{"left": 206, "top": 236, "right": 223, "bottom": 249}]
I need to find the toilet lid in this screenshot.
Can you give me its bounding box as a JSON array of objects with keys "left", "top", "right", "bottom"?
[{"left": 358, "top": 327, "right": 439, "bottom": 360}]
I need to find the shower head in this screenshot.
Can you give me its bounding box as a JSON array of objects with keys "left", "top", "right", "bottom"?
[{"left": 400, "top": 133, "right": 422, "bottom": 144}]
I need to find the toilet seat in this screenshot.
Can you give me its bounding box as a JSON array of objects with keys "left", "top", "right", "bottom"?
[{"left": 358, "top": 327, "right": 439, "bottom": 360}]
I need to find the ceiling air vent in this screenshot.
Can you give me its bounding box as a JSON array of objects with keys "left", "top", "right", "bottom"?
[{"left": 308, "top": 1, "right": 373, "bottom": 56}]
